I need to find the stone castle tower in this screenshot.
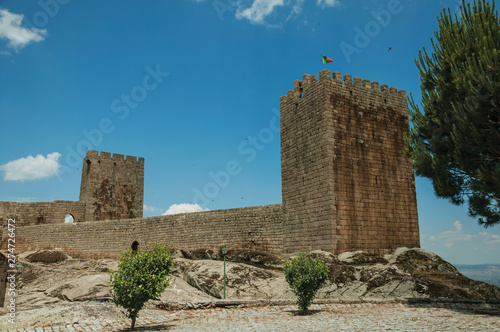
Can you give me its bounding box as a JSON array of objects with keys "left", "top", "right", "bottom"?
[
  {"left": 79, "top": 151, "right": 144, "bottom": 221},
  {"left": 280, "top": 69, "right": 420, "bottom": 254},
  {"left": 1, "top": 70, "right": 421, "bottom": 258}
]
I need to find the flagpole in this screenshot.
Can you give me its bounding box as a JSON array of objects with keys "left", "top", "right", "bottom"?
[{"left": 321, "top": 55, "right": 324, "bottom": 69}]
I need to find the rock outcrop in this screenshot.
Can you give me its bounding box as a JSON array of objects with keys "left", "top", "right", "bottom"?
[
  {"left": 3, "top": 247, "right": 500, "bottom": 329},
  {"left": 6, "top": 247, "right": 500, "bottom": 310},
  {"left": 176, "top": 247, "right": 500, "bottom": 301}
]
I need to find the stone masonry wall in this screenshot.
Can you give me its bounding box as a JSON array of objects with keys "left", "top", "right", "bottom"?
[
  {"left": 9, "top": 204, "right": 284, "bottom": 259},
  {"left": 79, "top": 151, "right": 144, "bottom": 221},
  {"left": 0, "top": 254, "right": 7, "bottom": 307},
  {"left": 0, "top": 201, "right": 86, "bottom": 227},
  {"left": 0, "top": 70, "right": 420, "bottom": 258},
  {"left": 280, "top": 72, "right": 338, "bottom": 254},
  {"left": 326, "top": 72, "right": 420, "bottom": 252},
  {"left": 281, "top": 69, "right": 419, "bottom": 254}
]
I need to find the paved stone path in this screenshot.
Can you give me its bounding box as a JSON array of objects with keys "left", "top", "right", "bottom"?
[{"left": 2, "top": 302, "right": 500, "bottom": 331}]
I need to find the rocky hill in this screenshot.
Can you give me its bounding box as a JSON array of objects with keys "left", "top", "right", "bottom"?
[{"left": 1, "top": 247, "right": 499, "bottom": 329}]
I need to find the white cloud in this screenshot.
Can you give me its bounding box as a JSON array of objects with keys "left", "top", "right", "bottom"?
[
  {"left": 0, "top": 152, "right": 61, "bottom": 181},
  {"left": 479, "top": 232, "right": 500, "bottom": 245},
  {"left": 286, "top": 0, "right": 304, "bottom": 21},
  {"left": 163, "top": 203, "right": 209, "bottom": 215},
  {"left": 421, "top": 220, "right": 500, "bottom": 264},
  {"left": 0, "top": 9, "right": 47, "bottom": 51},
  {"left": 317, "top": 0, "right": 340, "bottom": 7},
  {"left": 191, "top": 0, "right": 340, "bottom": 25},
  {"left": 435, "top": 220, "right": 475, "bottom": 248},
  {"left": 143, "top": 204, "right": 164, "bottom": 214},
  {"left": 236, "top": 0, "right": 285, "bottom": 24}
]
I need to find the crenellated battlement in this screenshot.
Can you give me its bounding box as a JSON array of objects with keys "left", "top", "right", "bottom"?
[
  {"left": 84, "top": 150, "right": 144, "bottom": 163},
  {"left": 0, "top": 69, "right": 419, "bottom": 258},
  {"left": 280, "top": 69, "right": 407, "bottom": 115},
  {"left": 280, "top": 69, "right": 419, "bottom": 254},
  {"left": 80, "top": 150, "right": 144, "bottom": 221}
]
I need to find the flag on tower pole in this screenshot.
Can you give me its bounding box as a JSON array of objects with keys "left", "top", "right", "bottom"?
[{"left": 322, "top": 55, "right": 334, "bottom": 69}]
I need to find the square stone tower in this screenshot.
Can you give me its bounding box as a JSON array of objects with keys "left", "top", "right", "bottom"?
[
  {"left": 280, "top": 69, "right": 420, "bottom": 254},
  {"left": 79, "top": 150, "right": 144, "bottom": 221}
]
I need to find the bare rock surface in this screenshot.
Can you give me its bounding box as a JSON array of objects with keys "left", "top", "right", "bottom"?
[
  {"left": 45, "top": 274, "right": 110, "bottom": 301},
  {"left": 180, "top": 248, "right": 284, "bottom": 270},
  {"left": 24, "top": 249, "right": 70, "bottom": 263},
  {"left": 2, "top": 247, "right": 500, "bottom": 329},
  {"left": 178, "top": 258, "right": 293, "bottom": 299}
]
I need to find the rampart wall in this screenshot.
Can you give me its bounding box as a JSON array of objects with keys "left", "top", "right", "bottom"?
[
  {"left": 0, "top": 70, "right": 420, "bottom": 258},
  {"left": 8, "top": 204, "right": 284, "bottom": 259},
  {"left": 0, "top": 151, "right": 144, "bottom": 228},
  {"left": 0, "top": 201, "right": 86, "bottom": 227}
]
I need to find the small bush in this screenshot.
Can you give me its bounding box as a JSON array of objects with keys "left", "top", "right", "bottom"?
[
  {"left": 109, "top": 242, "right": 173, "bottom": 330},
  {"left": 283, "top": 253, "right": 329, "bottom": 315}
]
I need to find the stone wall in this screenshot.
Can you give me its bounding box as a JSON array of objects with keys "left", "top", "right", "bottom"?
[
  {"left": 0, "top": 150, "right": 144, "bottom": 227},
  {"left": 280, "top": 72, "right": 338, "bottom": 253},
  {"left": 0, "top": 70, "right": 420, "bottom": 258},
  {"left": 79, "top": 151, "right": 144, "bottom": 221},
  {"left": 0, "top": 254, "right": 7, "bottom": 307},
  {"left": 0, "top": 201, "right": 86, "bottom": 227},
  {"left": 8, "top": 204, "right": 284, "bottom": 259},
  {"left": 280, "top": 69, "right": 420, "bottom": 254}
]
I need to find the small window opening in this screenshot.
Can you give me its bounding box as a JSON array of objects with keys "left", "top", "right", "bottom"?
[
  {"left": 131, "top": 241, "right": 139, "bottom": 252},
  {"left": 85, "top": 159, "right": 91, "bottom": 176},
  {"left": 64, "top": 214, "right": 75, "bottom": 223}
]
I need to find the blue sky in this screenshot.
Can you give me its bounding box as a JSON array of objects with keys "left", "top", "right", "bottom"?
[{"left": 1, "top": 0, "right": 499, "bottom": 265}]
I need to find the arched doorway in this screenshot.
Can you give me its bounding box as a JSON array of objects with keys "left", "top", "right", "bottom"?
[{"left": 64, "top": 214, "right": 75, "bottom": 223}]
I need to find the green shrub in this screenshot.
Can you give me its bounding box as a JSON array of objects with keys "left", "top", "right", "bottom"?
[
  {"left": 109, "top": 242, "right": 173, "bottom": 330},
  {"left": 283, "top": 253, "right": 329, "bottom": 315}
]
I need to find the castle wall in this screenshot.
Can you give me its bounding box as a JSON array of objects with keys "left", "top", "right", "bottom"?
[
  {"left": 0, "top": 254, "right": 7, "bottom": 307},
  {"left": 280, "top": 73, "right": 338, "bottom": 253},
  {"left": 0, "top": 201, "right": 86, "bottom": 227},
  {"left": 327, "top": 72, "right": 420, "bottom": 252},
  {"left": 9, "top": 204, "right": 284, "bottom": 259},
  {"left": 79, "top": 151, "right": 144, "bottom": 221},
  {"left": 280, "top": 69, "right": 419, "bottom": 254},
  {"left": 0, "top": 70, "right": 420, "bottom": 258}
]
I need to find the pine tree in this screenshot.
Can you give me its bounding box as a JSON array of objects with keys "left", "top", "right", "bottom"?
[{"left": 407, "top": 0, "right": 500, "bottom": 227}]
